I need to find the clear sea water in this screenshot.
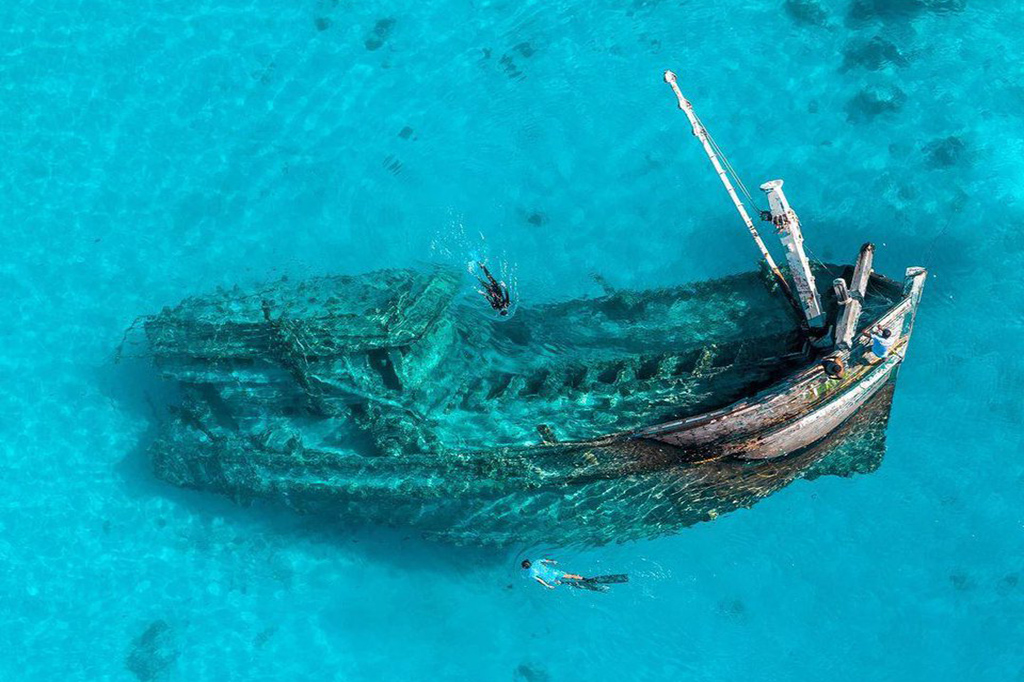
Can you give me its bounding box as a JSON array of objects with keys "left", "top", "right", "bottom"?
[{"left": 2, "top": 0, "right": 1022, "bottom": 679}]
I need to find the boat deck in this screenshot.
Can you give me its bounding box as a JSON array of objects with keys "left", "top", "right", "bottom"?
[
  {"left": 144, "top": 263, "right": 903, "bottom": 457},
  {"left": 416, "top": 266, "right": 903, "bottom": 450}
]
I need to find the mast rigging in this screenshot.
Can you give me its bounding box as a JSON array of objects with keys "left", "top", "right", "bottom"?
[{"left": 662, "top": 70, "right": 806, "bottom": 318}]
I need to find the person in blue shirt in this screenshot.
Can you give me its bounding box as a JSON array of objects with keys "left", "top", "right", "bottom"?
[
  {"left": 522, "top": 559, "right": 583, "bottom": 589},
  {"left": 870, "top": 326, "right": 895, "bottom": 358},
  {"left": 521, "top": 559, "right": 629, "bottom": 592}
]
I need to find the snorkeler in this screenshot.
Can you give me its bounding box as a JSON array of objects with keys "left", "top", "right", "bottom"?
[
  {"left": 521, "top": 559, "right": 629, "bottom": 592},
  {"left": 476, "top": 262, "right": 511, "bottom": 316}
]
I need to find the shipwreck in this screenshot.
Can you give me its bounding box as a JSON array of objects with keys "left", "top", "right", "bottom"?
[{"left": 128, "top": 72, "right": 926, "bottom": 546}]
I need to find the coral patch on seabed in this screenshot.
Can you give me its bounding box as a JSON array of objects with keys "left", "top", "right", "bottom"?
[
  {"left": 515, "top": 663, "right": 551, "bottom": 682},
  {"left": 923, "top": 136, "right": 969, "bottom": 168},
  {"left": 365, "top": 17, "right": 396, "bottom": 51},
  {"left": 846, "top": 84, "right": 907, "bottom": 122},
  {"left": 784, "top": 0, "right": 829, "bottom": 26},
  {"left": 841, "top": 36, "right": 909, "bottom": 71},
  {"left": 125, "top": 621, "right": 179, "bottom": 682}
]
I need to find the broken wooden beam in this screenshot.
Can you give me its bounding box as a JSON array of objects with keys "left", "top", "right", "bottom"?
[{"left": 834, "top": 243, "right": 875, "bottom": 350}]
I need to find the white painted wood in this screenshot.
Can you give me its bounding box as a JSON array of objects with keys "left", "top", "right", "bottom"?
[
  {"left": 760, "top": 180, "right": 825, "bottom": 328},
  {"left": 835, "top": 243, "right": 875, "bottom": 350},
  {"left": 634, "top": 267, "right": 927, "bottom": 459},
  {"left": 737, "top": 353, "right": 899, "bottom": 459}
]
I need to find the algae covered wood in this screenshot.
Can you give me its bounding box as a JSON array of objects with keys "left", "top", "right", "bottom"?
[
  {"left": 129, "top": 260, "right": 921, "bottom": 546},
  {"left": 146, "top": 267, "right": 463, "bottom": 360},
  {"left": 146, "top": 379, "right": 899, "bottom": 546},
  {"left": 142, "top": 266, "right": 827, "bottom": 454}
]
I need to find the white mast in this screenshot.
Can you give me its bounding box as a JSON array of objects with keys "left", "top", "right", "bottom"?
[
  {"left": 760, "top": 180, "right": 825, "bottom": 329},
  {"left": 663, "top": 70, "right": 794, "bottom": 303}
]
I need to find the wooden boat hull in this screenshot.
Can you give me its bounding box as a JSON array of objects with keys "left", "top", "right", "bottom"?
[
  {"left": 144, "top": 376, "right": 902, "bottom": 546},
  {"left": 633, "top": 266, "right": 926, "bottom": 459},
  {"left": 129, "top": 264, "right": 925, "bottom": 545}
]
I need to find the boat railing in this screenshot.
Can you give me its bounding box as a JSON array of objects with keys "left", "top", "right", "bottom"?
[{"left": 632, "top": 266, "right": 927, "bottom": 441}]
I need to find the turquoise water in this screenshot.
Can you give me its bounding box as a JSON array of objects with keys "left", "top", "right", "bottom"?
[{"left": 2, "top": 0, "right": 1023, "bottom": 679}]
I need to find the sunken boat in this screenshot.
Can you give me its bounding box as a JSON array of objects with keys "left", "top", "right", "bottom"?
[{"left": 130, "top": 72, "right": 926, "bottom": 546}]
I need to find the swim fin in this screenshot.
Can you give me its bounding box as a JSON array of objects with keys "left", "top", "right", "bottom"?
[
  {"left": 583, "top": 574, "right": 629, "bottom": 584},
  {"left": 566, "top": 580, "right": 609, "bottom": 592},
  {"left": 565, "top": 574, "right": 629, "bottom": 591}
]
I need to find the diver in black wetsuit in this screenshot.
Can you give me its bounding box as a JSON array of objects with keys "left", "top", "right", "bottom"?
[{"left": 476, "top": 262, "right": 511, "bottom": 316}]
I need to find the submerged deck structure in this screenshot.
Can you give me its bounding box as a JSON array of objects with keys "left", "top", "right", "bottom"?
[{"left": 128, "top": 71, "right": 926, "bottom": 546}]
